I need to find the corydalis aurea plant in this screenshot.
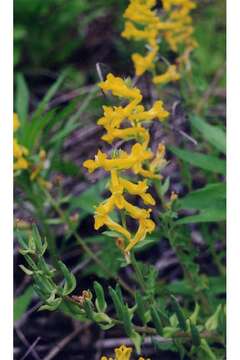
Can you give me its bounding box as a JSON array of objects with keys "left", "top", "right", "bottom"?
[
  {"left": 121, "top": 0, "right": 197, "bottom": 84},
  {"left": 84, "top": 73, "right": 168, "bottom": 252}
]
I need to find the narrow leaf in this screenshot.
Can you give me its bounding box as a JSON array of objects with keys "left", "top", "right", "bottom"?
[{"left": 169, "top": 146, "right": 226, "bottom": 175}]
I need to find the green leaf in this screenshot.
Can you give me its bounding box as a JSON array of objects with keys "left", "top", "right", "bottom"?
[
  {"left": 176, "top": 205, "right": 226, "bottom": 224},
  {"left": 189, "top": 303, "right": 200, "bottom": 325},
  {"left": 15, "top": 73, "right": 29, "bottom": 125},
  {"left": 170, "top": 295, "right": 187, "bottom": 331},
  {"left": 38, "top": 298, "right": 62, "bottom": 312},
  {"left": 150, "top": 306, "right": 163, "bottom": 335},
  {"left": 130, "top": 331, "right": 142, "bottom": 354},
  {"left": 19, "top": 265, "right": 34, "bottom": 276},
  {"left": 205, "top": 305, "right": 222, "bottom": 331},
  {"left": 32, "top": 225, "right": 44, "bottom": 255},
  {"left": 14, "top": 286, "right": 33, "bottom": 321},
  {"left": 154, "top": 177, "right": 170, "bottom": 198},
  {"left": 177, "top": 183, "right": 226, "bottom": 211},
  {"left": 94, "top": 281, "right": 107, "bottom": 313},
  {"left": 190, "top": 116, "right": 226, "bottom": 154},
  {"left": 58, "top": 261, "right": 76, "bottom": 295},
  {"left": 135, "top": 291, "right": 147, "bottom": 325},
  {"left": 122, "top": 304, "right": 133, "bottom": 337},
  {"left": 33, "top": 273, "right": 56, "bottom": 295},
  {"left": 49, "top": 86, "right": 98, "bottom": 145},
  {"left": 32, "top": 70, "right": 68, "bottom": 118},
  {"left": 199, "top": 339, "right": 217, "bottom": 360},
  {"left": 168, "top": 145, "right": 226, "bottom": 175},
  {"left": 83, "top": 300, "right": 94, "bottom": 320},
  {"left": 190, "top": 321, "right": 201, "bottom": 347},
  {"left": 109, "top": 286, "right": 124, "bottom": 321},
  {"left": 23, "top": 108, "right": 56, "bottom": 149}
]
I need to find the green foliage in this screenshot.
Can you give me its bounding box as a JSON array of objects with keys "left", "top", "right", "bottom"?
[
  {"left": 190, "top": 116, "right": 226, "bottom": 154},
  {"left": 17, "top": 227, "right": 225, "bottom": 355},
  {"left": 168, "top": 145, "right": 226, "bottom": 175}
]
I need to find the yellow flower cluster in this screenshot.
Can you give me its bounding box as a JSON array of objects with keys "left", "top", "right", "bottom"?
[
  {"left": 13, "top": 113, "right": 29, "bottom": 171},
  {"left": 121, "top": 0, "right": 197, "bottom": 84},
  {"left": 14, "top": 113, "right": 51, "bottom": 189},
  {"left": 101, "top": 344, "right": 150, "bottom": 360},
  {"left": 84, "top": 74, "right": 168, "bottom": 252}
]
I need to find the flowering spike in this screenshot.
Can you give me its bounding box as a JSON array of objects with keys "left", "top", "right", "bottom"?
[{"left": 84, "top": 73, "right": 168, "bottom": 251}]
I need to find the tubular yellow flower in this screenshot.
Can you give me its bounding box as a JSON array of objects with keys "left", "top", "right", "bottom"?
[
  {"left": 123, "top": 1, "right": 159, "bottom": 25},
  {"left": 122, "top": 21, "right": 157, "bottom": 42},
  {"left": 121, "top": 198, "right": 152, "bottom": 220},
  {"left": 100, "top": 344, "right": 151, "bottom": 360},
  {"left": 102, "top": 127, "right": 150, "bottom": 146},
  {"left": 99, "top": 73, "right": 142, "bottom": 102},
  {"left": 125, "top": 217, "right": 155, "bottom": 252},
  {"left": 132, "top": 49, "right": 157, "bottom": 76},
  {"left": 153, "top": 65, "right": 181, "bottom": 85},
  {"left": 119, "top": 178, "right": 155, "bottom": 205},
  {"left": 105, "top": 217, "right": 132, "bottom": 241},
  {"left": 129, "top": 101, "right": 169, "bottom": 122}
]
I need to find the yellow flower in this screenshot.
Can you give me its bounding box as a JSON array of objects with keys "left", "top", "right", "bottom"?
[
  {"left": 114, "top": 345, "right": 132, "bottom": 360},
  {"left": 122, "top": 21, "right": 157, "bottom": 42},
  {"left": 94, "top": 196, "right": 115, "bottom": 229},
  {"left": 13, "top": 113, "right": 20, "bottom": 131},
  {"left": 100, "top": 344, "right": 150, "bottom": 360},
  {"left": 14, "top": 157, "right": 29, "bottom": 171},
  {"left": 129, "top": 101, "right": 169, "bottom": 122},
  {"left": 84, "top": 144, "right": 153, "bottom": 173},
  {"left": 121, "top": 198, "right": 151, "bottom": 221},
  {"left": 120, "top": 178, "right": 155, "bottom": 205},
  {"left": 99, "top": 73, "right": 142, "bottom": 102},
  {"left": 132, "top": 48, "right": 157, "bottom": 76},
  {"left": 153, "top": 65, "right": 181, "bottom": 85},
  {"left": 123, "top": 1, "right": 159, "bottom": 25},
  {"left": 101, "top": 345, "right": 150, "bottom": 360},
  {"left": 105, "top": 217, "right": 132, "bottom": 241},
  {"left": 13, "top": 139, "right": 28, "bottom": 159},
  {"left": 125, "top": 217, "right": 155, "bottom": 252},
  {"left": 102, "top": 127, "right": 150, "bottom": 147},
  {"left": 13, "top": 114, "right": 29, "bottom": 171},
  {"left": 94, "top": 203, "right": 131, "bottom": 240}
]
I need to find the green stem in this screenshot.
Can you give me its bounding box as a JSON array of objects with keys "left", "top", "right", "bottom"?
[{"left": 130, "top": 252, "right": 146, "bottom": 294}]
